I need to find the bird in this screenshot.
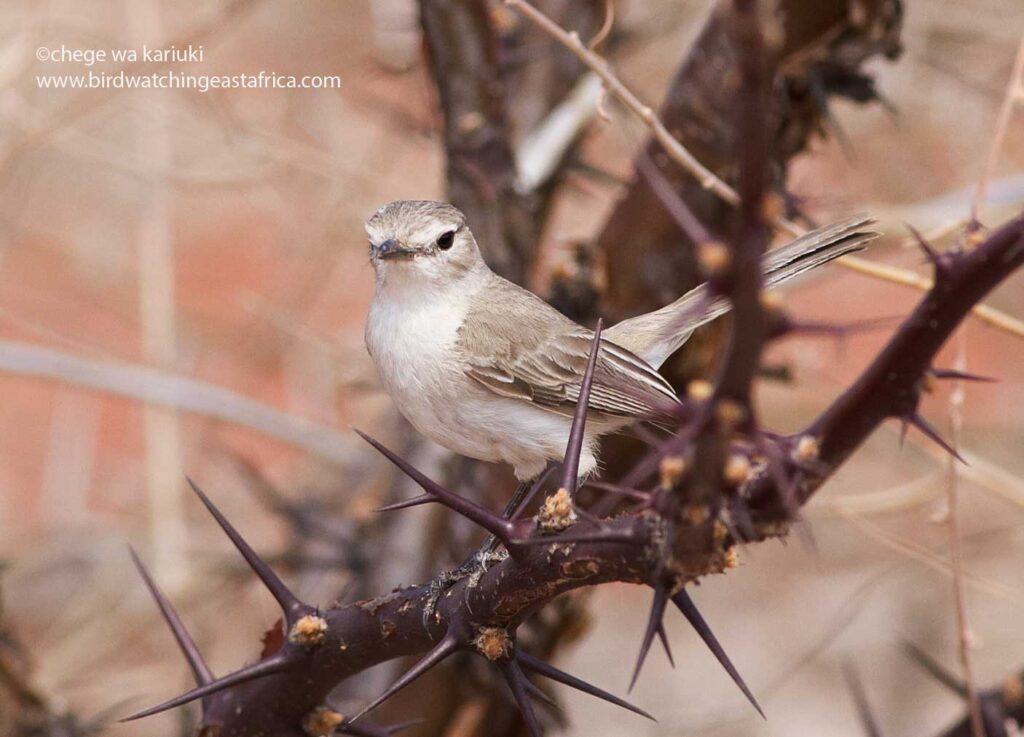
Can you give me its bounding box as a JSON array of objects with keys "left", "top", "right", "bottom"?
[{"left": 364, "top": 200, "right": 876, "bottom": 487}]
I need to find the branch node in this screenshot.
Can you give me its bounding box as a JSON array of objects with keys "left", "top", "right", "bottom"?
[
  {"left": 473, "top": 626, "right": 513, "bottom": 662},
  {"left": 289, "top": 614, "right": 329, "bottom": 648},
  {"left": 536, "top": 488, "right": 579, "bottom": 532},
  {"left": 303, "top": 706, "right": 344, "bottom": 737}
]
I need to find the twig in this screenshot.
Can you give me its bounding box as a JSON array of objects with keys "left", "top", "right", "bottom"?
[
  {"left": 503, "top": 0, "right": 741, "bottom": 206},
  {"left": 0, "top": 341, "right": 358, "bottom": 466},
  {"left": 944, "top": 327, "right": 984, "bottom": 737},
  {"left": 839, "top": 511, "right": 1024, "bottom": 606},
  {"left": 942, "top": 31, "right": 1024, "bottom": 737},
  {"left": 971, "top": 32, "right": 1024, "bottom": 224},
  {"left": 810, "top": 469, "right": 943, "bottom": 517},
  {"left": 128, "top": 0, "right": 188, "bottom": 587},
  {"left": 504, "top": 0, "right": 1024, "bottom": 340},
  {"left": 588, "top": 0, "right": 615, "bottom": 50}
]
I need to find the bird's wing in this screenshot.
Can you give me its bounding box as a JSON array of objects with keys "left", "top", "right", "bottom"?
[{"left": 458, "top": 281, "right": 679, "bottom": 419}]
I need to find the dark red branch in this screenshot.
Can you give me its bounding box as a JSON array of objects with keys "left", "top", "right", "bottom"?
[
  {"left": 123, "top": 211, "right": 1024, "bottom": 737},
  {"left": 800, "top": 214, "right": 1024, "bottom": 498},
  {"left": 172, "top": 209, "right": 1019, "bottom": 732}
]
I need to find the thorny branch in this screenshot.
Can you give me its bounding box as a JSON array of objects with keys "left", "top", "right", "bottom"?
[
  {"left": 122, "top": 209, "right": 1024, "bottom": 737},
  {"left": 114, "top": 1, "right": 1024, "bottom": 735}
]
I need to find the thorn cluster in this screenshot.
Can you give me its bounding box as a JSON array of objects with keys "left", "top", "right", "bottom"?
[
  {"left": 117, "top": 209, "right": 1024, "bottom": 736},
  {"left": 123, "top": 480, "right": 321, "bottom": 723}
]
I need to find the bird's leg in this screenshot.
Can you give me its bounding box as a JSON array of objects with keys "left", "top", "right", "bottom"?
[
  {"left": 477, "top": 478, "right": 534, "bottom": 556},
  {"left": 420, "top": 478, "right": 537, "bottom": 624},
  {"left": 457, "top": 478, "right": 532, "bottom": 572}
]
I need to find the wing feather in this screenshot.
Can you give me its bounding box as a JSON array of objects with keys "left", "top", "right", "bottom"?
[{"left": 459, "top": 284, "right": 680, "bottom": 421}]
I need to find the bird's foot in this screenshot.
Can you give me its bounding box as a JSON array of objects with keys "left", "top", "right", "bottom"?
[{"left": 420, "top": 544, "right": 509, "bottom": 627}]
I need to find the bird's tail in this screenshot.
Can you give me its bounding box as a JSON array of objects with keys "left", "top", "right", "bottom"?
[
  {"left": 762, "top": 215, "right": 878, "bottom": 288},
  {"left": 603, "top": 215, "right": 879, "bottom": 369}
]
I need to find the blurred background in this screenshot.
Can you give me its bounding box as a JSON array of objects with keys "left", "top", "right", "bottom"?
[{"left": 0, "top": 1, "right": 1023, "bottom": 736}]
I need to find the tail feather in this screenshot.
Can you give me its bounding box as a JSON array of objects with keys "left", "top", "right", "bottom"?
[
  {"left": 603, "top": 216, "right": 879, "bottom": 369},
  {"left": 763, "top": 215, "right": 876, "bottom": 286}
]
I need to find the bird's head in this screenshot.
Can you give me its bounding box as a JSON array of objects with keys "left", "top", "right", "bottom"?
[{"left": 365, "top": 200, "right": 484, "bottom": 291}]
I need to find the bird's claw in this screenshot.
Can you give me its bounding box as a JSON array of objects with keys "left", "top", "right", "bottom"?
[{"left": 420, "top": 546, "right": 509, "bottom": 628}]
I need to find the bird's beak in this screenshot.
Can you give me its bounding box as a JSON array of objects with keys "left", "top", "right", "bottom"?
[{"left": 374, "top": 238, "right": 415, "bottom": 261}]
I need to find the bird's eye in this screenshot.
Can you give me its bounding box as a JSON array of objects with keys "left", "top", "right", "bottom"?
[{"left": 436, "top": 230, "right": 455, "bottom": 250}]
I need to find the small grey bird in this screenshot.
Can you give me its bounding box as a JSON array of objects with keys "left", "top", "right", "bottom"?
[{"left": 364, "top": 200, "right": 876, "bottom": 483}]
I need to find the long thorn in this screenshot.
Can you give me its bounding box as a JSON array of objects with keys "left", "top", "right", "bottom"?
[
  {"left": 671, "top": 589, "right": 764, "bottom": 718},
  {"left": 350, "top": 636, "right": 459, "bottom": 722},
  {"left": 842, "top": 661, "right": 885, "bottom": 737},
  {"left": 187, "top": 478, "right": 306, "bottom": 621},
  {"left": 904, "top": 412, "right": 966, "bottom": 464},
  {"left": 563, "top": 319, "right": 603, "bottom": 496},
  {"left": 374, "top": 493, "right": 435, "bottom": 513},
  {"left": 121, "top": 651, "right": 296, "bottom": 721},
  {"left": 900, "top": 641, "right": 967, "bottom": 697},
  {"left": 582, "top": 481, "right": 651, "bottom": 503},
  {"left": 905, "top": 223, "right": 945, "bottom": 274},
  {"left": 656, "top": 623, "right": 675, "bottom": 668},
  {"left": 355, "top": 431, "right": 516, "bottom": 547},
  {"left": 521, "top": 676, "right": 560, "bottom": 711},
  {"left": 516, "top": 651, "right": 654, "bottom": 721},
  {"left": 930, "top": 368, "right": 997, "bottom": 383},
  {"left": 499, "top": 659, "right": 544, "bottom": 737},
  {"left": 128, "top": 547, "right": 213, "bottom": 688},
  {"left": 511, "top": 466, "right": 557, "bottom": 521},
  {"left": 629, "top": 583, "right": 667, "bottom": 692}
]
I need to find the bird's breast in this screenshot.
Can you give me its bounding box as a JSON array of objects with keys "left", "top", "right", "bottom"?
[
  {"left": 365, "top": 291, "right": 480, "bottom": 440},
  {"left": 364, "top": 287, "right": 605, "bottom": 479}
]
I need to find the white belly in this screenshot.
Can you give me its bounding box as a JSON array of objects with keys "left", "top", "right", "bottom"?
[{"left": 365, "top": 292, "right": 599, "bottom": 479}]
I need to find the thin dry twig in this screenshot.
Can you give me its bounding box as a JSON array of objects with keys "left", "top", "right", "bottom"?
[
  {"left": 588, "top": 0, "right": 615, "bottom": 50},
  {"left": 942, "top": 31, "right": 1024, "bottom": 737},
  {"left": 810, "top": 469, "right": 943, "bottom": 517},
  {"left": 504, "top": 0, "right": 1024, "bottom": 339},
  {"left": 971, "top": 32, "right": 1024, "bottom": 224},
  {"left": 129, "top": 0, "right": 188, "bottom": 587},
  {"left": 0, "top": 341, "right": 357, "bottom": 466},
  {"left": 504, "top": 0, "right": 740, "bottom": 206},
  {"left": 944, "top": 327, "right": 984, "bottom": 737},
  {"left": 840, "top": 511, "right": 1024, "bottom": 606}
]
